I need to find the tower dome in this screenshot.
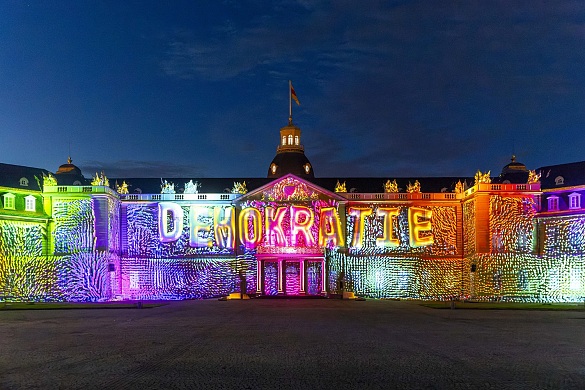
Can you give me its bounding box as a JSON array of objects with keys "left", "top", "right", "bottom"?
[
  {"left": 55, "top": 157, "right": 86, "bottom": 185},
  {"left": 267, "top": 118, "right": 314, "bottom": 178},
  {"left": 497, "top": 155, "right": 529, "bottom": 184},
  {"left": 56, "top": 156, "right": 82, "bottom": 176}
]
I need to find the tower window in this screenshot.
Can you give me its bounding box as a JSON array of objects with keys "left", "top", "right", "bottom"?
[
  {"left": 288, "top": 135, "right": 293, "bottom": 145},
  {"left": 295, "top": 136, "right": 299, "bottom": 145},
  {"left": 282, "top": 136, "right": 286, "bottom": 146}
]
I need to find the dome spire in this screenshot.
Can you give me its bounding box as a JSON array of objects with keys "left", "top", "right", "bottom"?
[{"left": 267, "top": 83, "right": 313, "bottom": 178}]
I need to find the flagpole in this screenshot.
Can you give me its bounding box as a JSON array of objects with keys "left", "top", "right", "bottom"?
[{"left": 289, "top": 80, "right": 292, "bottom": 123}]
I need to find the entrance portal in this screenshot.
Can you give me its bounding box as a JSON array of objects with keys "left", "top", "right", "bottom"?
[{"left": 256, "top": 256, "right": 327, "bottom": 296}]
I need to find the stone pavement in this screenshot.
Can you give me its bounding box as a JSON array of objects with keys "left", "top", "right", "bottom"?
[{"left": 0, "top": 299, "right": 584, "bottom": 389}]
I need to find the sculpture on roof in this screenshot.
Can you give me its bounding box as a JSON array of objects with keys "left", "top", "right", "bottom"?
[
  {"left": 406, "top": 180, "right": 421, "bottom": 193},
  {"left": 116, "top": 181, "right": 129, "bottom": 194},
  {"left": 161, "top": 180, "right": 175, "bottom": 194},
  {"left": 231, "top": 181, "right": 248, "bottom": 194},
  {"left": 42, "top": 173, "right": 58, "bottom": 187},
  {"left": 384, "top": 179, "right": 398, "bottom": 193},
  {"left": 184, "top": 180, "right": 201, "bottom": 194},
  {"left": 454, "top": 180, "right": 464, "bottom": 194},
  {"left": 335, "top": 180, "right": 347, "bottom": 193},
  {"left": 474, "top": 170, "right": 491, "bottom": 185},
  {"left": 527, "top": 170, "right": 541, "bottom": 184},
  {"left": 91, "top": 171, "right": 109, "bottom": 186}
]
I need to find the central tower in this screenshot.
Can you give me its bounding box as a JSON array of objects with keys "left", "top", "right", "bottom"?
[{"left": 267, "top": 82, "right": 315, "bottom": 179}]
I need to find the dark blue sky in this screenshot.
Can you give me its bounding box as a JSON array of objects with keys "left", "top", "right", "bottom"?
[{"left": 1, "top": 1, "right": 584, "bottom": 179}]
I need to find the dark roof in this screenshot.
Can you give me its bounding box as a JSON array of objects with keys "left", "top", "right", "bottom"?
[
  {"left": 309, "top": 177, "right": 472, "bottom": 194},
  {"left": 110, "top": 178, "right": 274, "bottom": 194},
  {"left": 0, "top": 163, "right": 51, "bottom": 191},
  {"left": 110, "top": 176, "right": 472, "bottom": 195},
  {"left": 267, "top": 151, "right": 314, "bottom": 179},
  {"left": 537, "top": 160, "right": 585, "bottom": 189}
]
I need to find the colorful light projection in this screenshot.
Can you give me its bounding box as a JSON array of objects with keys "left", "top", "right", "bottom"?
[
  {"left": 328, "top": 252, "right": 466, "bottom": 300},
  {"left": 336, "top": 203, "right": 461, "bottom": 299},
  {"left": 127, "top": 203, "right": 235, "bottom": 257},
  {"left": 489, "top": 195, "right": 535, "bottom": 253},
  {"left": 237, "top": 199, "right": 344, "bottom": 253},
  {"left": 156, "top": 202, "right": 344, "bottom": 251},
  {"left": 158, "top": 203, "right": 235, "bottom": 249},
  {"left": 0, "top": 221, "right": 44, "bottom": 258},
  {"left": 348, "top": 206, "right": 434, "bottom": 249},
  {"left": 53, "top": 199, "right": 94, "bottom": 253},
  {"left": 121, "top": 256, "right": 257, "bottom": 300},
  {"left": 346, "top": 204, "right": 456, "bottom": 256}
]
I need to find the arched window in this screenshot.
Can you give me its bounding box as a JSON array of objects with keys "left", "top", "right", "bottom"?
[
  {"left": 282, "top": 136, "right": 286, "bottom": 146},
  {"left": 288, "top": 135, "right": 293, "bottom": 144},
  {"left": 555, "top": 176, "right": 564, "bottom": 185},
  {"left": 19, "top": 177, "right": 29, "bottom": 186},
  {"left": 295, "top": 136, "right": 299, "bottom": 145}
]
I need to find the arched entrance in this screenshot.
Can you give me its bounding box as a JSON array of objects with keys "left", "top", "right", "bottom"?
[{"left": 256, "top": 255, "right": 326, "bottom": 296}]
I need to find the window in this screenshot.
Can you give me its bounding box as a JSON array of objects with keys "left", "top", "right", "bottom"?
[
  {"left": 534, "top": 194, "right": 542, "bottom": 211},
  {"left": 555, "top": 176, "right": 564, "bottom": 185},
  {"left": 3, "top": 193, "right": 15, "bottom": 210},
  {"left": 288, "top": 134, "right": 293, "bottom": 144},
  {"left": 19, "top": 177, "right": 29, "bottom": 186},
  {"left": 282, "top": 136, "right": 286, "bottom": 145},
  {"left": 568, "top": 193, "right": 581, "bottom": 209},
  {"left": 294, "top": 135, "right": 299, "bottom": 145},
  {"left": 491, "top": 229, "right": 503, "bottom": 252},
  {"left": 25, "top": 195, "right": 35, "bottom": 212},
  {"left": 548, "top": 196, "right": 559, "bottom": 211}
]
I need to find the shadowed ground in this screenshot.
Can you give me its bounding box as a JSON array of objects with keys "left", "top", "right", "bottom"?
[{"left": 0, "top": 299, "right": 584, "bottom": 389}]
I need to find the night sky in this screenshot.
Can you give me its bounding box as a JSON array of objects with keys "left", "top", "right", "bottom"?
[{"left": 1, "top": 1, "right": 584, "bottom": 179}]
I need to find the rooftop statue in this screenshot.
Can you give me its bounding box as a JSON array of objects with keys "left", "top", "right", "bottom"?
[
  {"left": 42, "top": 173, "right": 58, "bottom": 187},
  {"left": 384, "top": 179, "right": 398, "bottom": 193},
  {"left": 116, "top": 181, "right": 129, "bottom": 194},
  {"left": 527, "top": 170, "right": 541, "bottom": 184},
  {"left": 335, "top": 180, "right": 347, "bottom": 193},
  {"left": 406, "top": 180, "right": 421, "bottom": 193},
  {"left": 232, "top": 181, "right": 248, "bottom": 194},
  {"left": 91, "top": 171, "right": 109, "bottom": 186},
  {"left": 474, "top": 170, "right": 491, "bottom": 185},
  {"left": 184, "top": 180, "right": 201, "bottom": 194},
  {"left": 161, "top": 180, "right": 175, "bottom": 194}
]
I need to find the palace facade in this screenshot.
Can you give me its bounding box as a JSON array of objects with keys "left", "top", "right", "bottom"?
[{"left": 1, "top": 118, "right": 585, "bottom": 302}]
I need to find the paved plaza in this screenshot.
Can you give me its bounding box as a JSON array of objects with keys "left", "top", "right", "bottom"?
[{"left": 1, "top": 299, "right": 584, "bottom": 389}]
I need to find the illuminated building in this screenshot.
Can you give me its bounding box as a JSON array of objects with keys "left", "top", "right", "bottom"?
[{"left": 1, "top": 119, "right": 584, "bottom": 302}]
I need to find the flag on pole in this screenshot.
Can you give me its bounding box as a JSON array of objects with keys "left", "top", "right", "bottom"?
[{"left": 291, "top": 83, "right": 300, "bottom": 106}]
